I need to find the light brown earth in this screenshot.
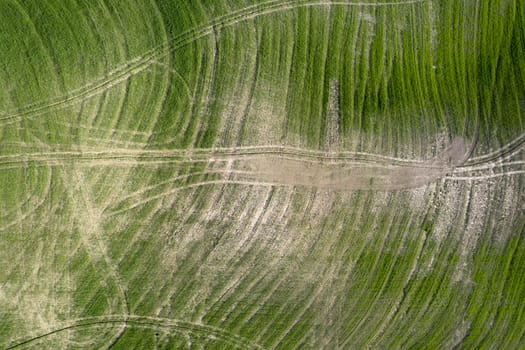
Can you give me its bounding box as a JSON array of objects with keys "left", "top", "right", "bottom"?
[{"left": 226, "top": 137, "right": 467, "bottom": 190}]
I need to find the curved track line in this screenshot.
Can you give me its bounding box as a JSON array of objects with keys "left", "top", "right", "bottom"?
[
  {"left": 445, "top": 170, "right": 525, "bottom": 181},
  {"left": 105, "top": 160, "right": 451, "bottom": 217},
  {"left": 0, "top": 141, "right": 462, "bottom": 168},
  {"left": 6, "top": 315, "right": 264, "bottom": 350},
  {"left": 0, "top": 167, "right": 52, "bottom": 232},
  {"left": 461, "top": 132, "right": 525, "bottom": 167},
  {"left": 60, "top": 168, "right": 129, "bottom": 323},
  {"left": 106, "top": 178, "right": 276, "bottom": 217},
  {"left": 0, "top": 0, "right": 424, "bottom": 126},
  {"left": 452, "top": 160, "right": 525, "bottom": 174},
  {"left": 0, "top": 166, "right": 50, "bottom": 220},
  {"left": 150, "top": 61, "right": 193, "bottom": 102}
]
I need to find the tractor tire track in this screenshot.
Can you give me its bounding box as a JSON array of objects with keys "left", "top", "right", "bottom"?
[
  {"left": 460, "top": 132, "right": 525, "bottom": 168},
  {"left": 0, "top": 0, "right": 424, "bottom": 126},
  {"left": 0, "top": 142, "right": 467, "bottom": 219},
  {"left": 0, "top": 166, "right": 53, "bottom": 232},
  {"left": 0, "top": 142, "right": 462, "bottom": 168},
  {"left": 5, "top": 315, "right": 264, "bottom": 350},
  {"left": 445, "top": 170, "right": 525, "bottom": 181}
]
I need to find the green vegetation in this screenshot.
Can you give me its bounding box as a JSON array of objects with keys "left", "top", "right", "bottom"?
[{"left": 0, "top": 0, "right": 524, "bottom": 349}]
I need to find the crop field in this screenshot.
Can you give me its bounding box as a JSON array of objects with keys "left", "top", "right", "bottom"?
[{"left": 0, "top": 0, "right": 524, "bottom": 349}]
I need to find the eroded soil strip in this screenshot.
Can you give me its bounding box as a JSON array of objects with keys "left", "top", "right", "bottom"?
[{"left": 0, "top": 139, "right": 467, "bottom": 192}]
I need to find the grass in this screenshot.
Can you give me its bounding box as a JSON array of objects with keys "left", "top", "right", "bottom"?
[{"left": 0, "top": 0, "right": 524, "bottom": 349}]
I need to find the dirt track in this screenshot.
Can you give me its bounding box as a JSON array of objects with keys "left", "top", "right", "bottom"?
[
  {"left": 227, "top": 137, "right": 467, "bottom": 190},
  {"left": 0, "top": 138, "right": 469, "bottom": 192}
]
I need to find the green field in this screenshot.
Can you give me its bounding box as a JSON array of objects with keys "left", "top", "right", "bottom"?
[{"left": 0, "top": 0, "right": 524, "bottom": 348}]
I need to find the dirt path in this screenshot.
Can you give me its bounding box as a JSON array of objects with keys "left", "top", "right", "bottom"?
[{"left": 1, "top": 137, "right": 467, "bottom": 194}]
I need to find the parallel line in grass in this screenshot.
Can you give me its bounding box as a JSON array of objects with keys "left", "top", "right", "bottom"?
[
  {"left": 455, "top": 153, "right": 525, "bottom": 173},
  {"left": 305, "top": 193, "right": 375, "bottom": 345},
  {"left": 151, "top": 185, "right": 239, "bottom": 317},
  {"left": 296, "top": 7, "right": 314, "bottom": 146},
  {"left": 322, "top": 193, "right": 390, "bottom": 346},
  {"left": 90, "top": 80, "right": 129, "bottom": 136},
  {"left": 339, "top": 196, "right": 401, "bottom": 346},
  {"left": 99, "top": 81, "right": 133, "bottom": 146},
  {"left": 149, "top": 61, "right": 193, "bottom": 103},
  {"left": 86, "top": 3, "right": 130, "bottom": 143},
  {"left": 287, "top": 198, "right": 356, "bottom": 349},
  {"left": 271, "top": 241, "right": 345, "bottom": 348},
  {"left": 476, "top": 190, "right": 524, "bottom": 348},
  {"left": 0, "top": 0, "right": 424, "bottom": 126},
  {"left": 157, "top": 185, "right": 249, "bottom": 317},
  {"left": 200, "top": 190, "right": 296, "bottom": 325},
  {"left": 218, "top": 269, "right": 289, "bottom": 334},
  {"left": 95, "top": 0, "right": 131, "bottom": 75},
  {"left": 472, "top": 225, "right": 523, "bottom": 349},
  {"left": 214, "top": 34, "right": 253, "bottom": 147},
  {"left": 264, "top": 284, "right": 320, "bottom": 349},
  {"left": 0, "top": 143, "right": 466, "bottom": 168},
  {"left": 446, "top": 170, "right": 525, "bottom": 182},
  {"left": 0, "top": 167, "right": 53, "bottom": 232},
  {"left": 354, "top": 17, "right": 371, "bottom": 137},
  {"left": 193, "top": 187, "right": 277, "bottom": 321},
  {"left": 394, "top": 249, "right": 460, "bottom": 348},
  {"left": 396, "top": 187, "right": 472, "bottom": 348},
  {"left": 162, "top": 186, "right": 249, "bottom": 316},
  {"left": 202, "top": 256, "right": 282, "bottom": 333},
  {"left": 194, "top": 26, "right": 225, "bottom": 148},
  {"left": 264, "top": 255, "right": 335, "bottom": 348},
  {"left": 367, "top": 231, "right": 430, "bottom": 347},
  {"left": 174, "top": 41, "right": 211, "bottom": 147},
  {"left": 153, "top": 185, "right": 239, "bottom": 316},
  {"left": 5, "top": 315, "right": 264, "bottom": 350},
  {"left": 11, "top": 0, "right": 64, "bottom": 95},
  {"left": 0, "top": 163, "right": 51, "bottom": 220},
  {"left": 452, "top": 160, "right": 525, "bottom": 176},
  {"left": 313, "top": 7, "right": 333, "bottom": 149},
  {"left": 365, "top": 192, "right": 436, "bottom": 347},
  {"left": 308, "top": 192, "right": 371, "bottom": 347},
  {"left": 59, "top": 167, "right": 129, "bottom": 316},
  {"left": 339, "top": 8, "right": 363, "bottom": 144},
  {"left": 235, "top": 20, "right": 260, "bottom": 147},
  {"left": 201, "top": 266, "right": 275, "bottom": 326},
  {"left": 460, "top": 177, "right": 520, "bottom": 348},
  {"left": 500, "top": 221, "right": 525, "bottom": 349},
  {"left": 412, "top": 180, "right": 482, "bottom": 347},
  {"left": 336, "top": 190, "right": 374, "bottom": 260},
  {"left": 123, "top": 254, "right": 165, "bottom": 315},
  {"left": 281, "top": 7, "right": 302, "bottom": 143},
  {"left": 422, "top": 1, "right": 445, "bottom": 126},
  {"left": 110, "top": 176, "right": 215, "bottom": 267},
  {"left": 382, "top": 182, "right": 463, "bottom": 348},
  {"left": 463, "top": 131, "right": 525, "bottom": 166},
  {"left": 406, "top": 5, "right": 427, "bottom": 134},
  {"left": 249, "top": 190, "right": 319, "bottom": 344},
  {"left": 220, "top": 191, "right": 324, "bottom": 336},
  {"left": 229, "top": 270, "right": 293, "bottom": 340}
]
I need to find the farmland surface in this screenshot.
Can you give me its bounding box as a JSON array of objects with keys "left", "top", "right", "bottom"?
[{"left": 0, "top": 0, "right": 524, "bottom": 349}]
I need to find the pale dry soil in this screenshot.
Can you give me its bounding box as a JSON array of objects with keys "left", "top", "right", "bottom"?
[{"left": 218, "top": 137, "right": 467, "bottom": 190}]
